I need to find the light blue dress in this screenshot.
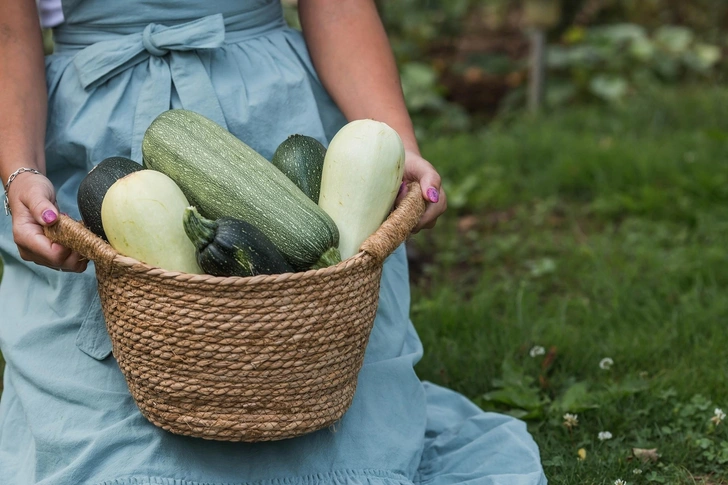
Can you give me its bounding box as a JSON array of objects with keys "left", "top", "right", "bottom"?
[{"left": 0, "top": 1, "right": 548, "bottom": 484}]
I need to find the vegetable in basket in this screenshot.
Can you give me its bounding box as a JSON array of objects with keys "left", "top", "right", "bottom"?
[
  {"left": 77, "top": 156, "right": 143, "bottom": 240},
  {"left": 183, "top": 206, "right": 294, "bottom": 277},
  {"left": 101, "top": 169, "right": 202, "bottom": 274},
  {"left": 318, "top": 119, "right": 406, "bottom": 260},
  {"left": 270, "top": 134, "right": 327, "bottom": 203},
  {"left": 141, "top": 109, "right": 341, "bottom": 272}
]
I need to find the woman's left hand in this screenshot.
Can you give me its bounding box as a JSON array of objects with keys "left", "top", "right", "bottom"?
[{"left": 396, "top": 150, "right": 447, "bottom": 233}]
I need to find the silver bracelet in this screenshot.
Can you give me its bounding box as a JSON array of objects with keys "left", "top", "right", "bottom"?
[{"left": 4, "top": 167, "right": 43, "bottom": 216}]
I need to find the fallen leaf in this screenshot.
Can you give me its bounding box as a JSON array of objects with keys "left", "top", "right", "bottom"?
[
  {"left": 541, "top": 346, "right": 558, "bottom": 371},
  {"left": 457, "top": 215, "right": 479, "bottom": 232},
  {"left": 505, "top": 71, "right": 525, "bottom": 87},
  {"left": 464, "top": 67, "right": 485, "bottom": 84},
  {"left": 538, "top": 374, "right": 549, "bottom": 390},
  {"left": 632, "top": 448, "right": 660, "bottom": 463},
  {"left": 577, "top": 448, "right": 587, "bottom": 461}
]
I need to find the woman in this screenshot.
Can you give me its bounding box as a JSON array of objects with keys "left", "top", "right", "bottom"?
[{"left": 0, "top": 0, "right": 547, "bottom": 483}]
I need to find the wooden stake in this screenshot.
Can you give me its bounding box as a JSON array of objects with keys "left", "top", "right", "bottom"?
[{"left": 528, "top": 28, "right": 546, "bottom": 114}]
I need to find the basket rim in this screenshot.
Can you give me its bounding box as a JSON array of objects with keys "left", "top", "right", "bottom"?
[
  {"left": 108, "top": 249, "right": 374, "bottom": 285},
  {"left": 45, "top": 182, "right": 425, "bottom": 282}
]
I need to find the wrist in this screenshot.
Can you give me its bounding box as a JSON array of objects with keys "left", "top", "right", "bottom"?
[
  {"left": 3, "top": 167, "right": 45, "bottom": 216},
  {"left": 386, "top": 121, "right": 419, "bottom": 156},
  {"left": 393, "top": 125, "right": 420, "bottom": 156},
  {"left": 0, "top": 146, "right": 46, "bottom": 181}
]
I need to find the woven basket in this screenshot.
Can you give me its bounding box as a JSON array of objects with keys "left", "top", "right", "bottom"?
[{"left": 44, "top": 183, "right": 425, "bottom": 442}]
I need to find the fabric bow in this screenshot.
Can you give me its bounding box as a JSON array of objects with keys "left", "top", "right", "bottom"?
[{"left": 72, "top": 14, "right": 229, "bottom": 162}]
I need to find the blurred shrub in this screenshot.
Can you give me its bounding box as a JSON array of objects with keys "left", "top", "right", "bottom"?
[
  {"left": 379, "top": 0, "right": 727, "bottom": 120},
  {"left": 578, "top": 0, "right": 728, "bottom": 46},
  {"left": 284, "top": 1, "right": 727, "bottom": 124},
  {"left": 282, "top": 0, "right": 478, "bottom": 136},
  {"left": 399, "top": 62, "right": 472, "bottom": 138},
  {"left": 543, "top": 24, "right": 722, "bottom": 106},
  {"left": 376, "top": 0, "right": 492, "bottom": 136},
  {"left": 376, "top": 0, "right": 481, "bottom": 62}
]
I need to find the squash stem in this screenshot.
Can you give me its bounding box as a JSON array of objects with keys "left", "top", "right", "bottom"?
[
  {"left": 182, "top": 206, "right": 217, "bottom": 251},
  {"left": 312, "top": 246, "right": 342, "bottom": 269}
]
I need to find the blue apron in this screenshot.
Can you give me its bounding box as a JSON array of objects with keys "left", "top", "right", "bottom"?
[{"left": 0, "top": 1, "right": 547, "bottom": 484}]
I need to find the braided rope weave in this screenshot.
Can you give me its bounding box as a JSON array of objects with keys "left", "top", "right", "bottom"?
[{"left": 45, "top": 183, "right": 425, "bottom": 441}]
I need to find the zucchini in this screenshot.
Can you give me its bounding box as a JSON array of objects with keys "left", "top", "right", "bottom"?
[
  {"left": 183, "top": 206, "right": 294, "bottom": 277},
  {"left": 271, "top": 134, "right": 326, "bottom": 203},
  {"left": 318, "top": 120, "right": 405, "bottom": 259},
  {"left": 142, "top": 109, "right": 340, "bottom": 271},
  {"left": 101, "top": 170, "right": 202, "bottom": 274},
  {"left": 77, "top": 156, "right": 143, "bottom": 240}
]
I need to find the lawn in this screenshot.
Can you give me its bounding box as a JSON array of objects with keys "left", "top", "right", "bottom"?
[
  {"left": 411, "top": 86, "right": 728, "bottom": 483},
  {"left": 1, "top": 87, "right": 727, "bottom": 483}
]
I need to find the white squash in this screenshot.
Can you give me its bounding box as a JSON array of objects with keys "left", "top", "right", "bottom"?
[
  {"left": 318, "top": 119, "right": 406, "bottom": 259},
  {"left": 101, "top": 169, "right": 202, "bottom": 273}
]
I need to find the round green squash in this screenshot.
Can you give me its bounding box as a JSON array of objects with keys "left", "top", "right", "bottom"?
[
  {"left": 77, "top": 156, "right": 143, "bottom": 240},
  {"left": 271, "top": 134, "right": 326, "bottom": 203}
]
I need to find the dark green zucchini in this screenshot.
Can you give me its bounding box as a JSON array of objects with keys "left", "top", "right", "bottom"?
[
  {"left": 183, "top": 206, "right": 294, "bottom": 277},
  {"left": 271, "top": 134, "right": 327, "bottom": 203},
  {"left": 77, "top": 156, "right": 143, "bottom": 239}
]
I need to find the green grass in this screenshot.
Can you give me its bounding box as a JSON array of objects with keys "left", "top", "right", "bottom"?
[
  {"left": 411, "top": 86, "right": 728, "bottom": 484},
  {"left": 1, "top": 87, "right": 727, "bottom": 482}
]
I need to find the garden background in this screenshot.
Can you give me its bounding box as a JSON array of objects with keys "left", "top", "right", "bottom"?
[{"left": 2, "top": 1, "right": 728, "bottom": 483}]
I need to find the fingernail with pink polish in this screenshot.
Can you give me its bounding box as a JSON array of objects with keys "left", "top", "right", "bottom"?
[
  {"left": 398, "top": 182, "right": 406, "bottom": 196},
  {"left": 42, "top": 210, "right": 57, "bottom": 224},
  {"left": 427, "top": 187, "right": 439, "bottom": 203}
]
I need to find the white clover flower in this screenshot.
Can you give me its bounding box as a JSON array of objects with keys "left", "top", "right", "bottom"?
[
  {"left": 632, "top": 469, "right": 642, "bottom": 475},
  {"left": 598, "top": 431, "right": 613, "bottom": 441},
  {"left": 711, "top": 408, "right": 726, "bottom": 425},
  {"left": 563, "top": 413, "right": 579, "bottom": 429},
  {"left": 599, "top": 357, "right": 614, "bottom": 370},
  {"left": 529, "top": 346, "right": 546, "bottom": 358},
  {"left": 614, "top": 480, "right": 627, "bottom": 485}
]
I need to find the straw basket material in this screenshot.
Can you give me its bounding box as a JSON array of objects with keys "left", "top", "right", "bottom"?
[{"left": 45, "top": 183, "right": 425, "bottom": 442}]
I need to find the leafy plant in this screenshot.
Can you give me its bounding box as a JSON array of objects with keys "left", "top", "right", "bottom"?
[
  {"left": 477, "top": 352, "right": 648, "bottom": 421},
  {"left": 541, "top": 23, "right": 723, "bottom": 106},
  {"left": 399, "top": 62, "right": 471, "bottom": 137}
]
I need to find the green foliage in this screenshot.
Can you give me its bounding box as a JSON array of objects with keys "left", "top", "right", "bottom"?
[
  {"left": 411, "top": 87, "right": 728, "bottom": 483},
  {"left": 282, "top": 0, "right": 474, "bottom": 136},
  {"left": 377, "top": 0, "right": 481, "bottom": 62},
  {"left": 399, "top": 62, "right": 472, "bottom": 137},
  {"left": 588, "top": 0, "right": 728, "bottom": 46},
  {"left": 511, "top": 23, "right": 723, "bottom": 109},
  {"left": 288, "top": 0, "right": 727, "bottom": 129},
  {"left": 376, "top": 1, "right": 480, "bottom": 134},
  {"left": 376, "top": 0, "right": 728, "bottom": 118}
]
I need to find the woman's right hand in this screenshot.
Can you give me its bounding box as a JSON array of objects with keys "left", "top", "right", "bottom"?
[{"left": 8, "top": 172, "right": 88, "bottom": 272}]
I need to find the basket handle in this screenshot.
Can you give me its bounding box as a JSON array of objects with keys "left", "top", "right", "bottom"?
[
  {"left": 359, "top": 182, "right": 427, "bottom": 264},
  {"left": 43, "top": 215, "right": 118, "bottom": 266}
]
